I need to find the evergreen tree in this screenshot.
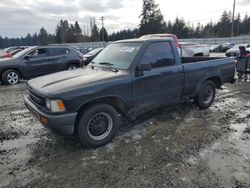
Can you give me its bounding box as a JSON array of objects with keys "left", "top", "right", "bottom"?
[
  {"left": 201, "top": 22, "right": 215, "bottom": 37},
  {"left": 74, "top": 21, "right": 82, "bottom": 34},
  {"left": 215, "top": 11, "right": 231, "bottom": 37},
  {"left": 194, "top": 23, "right": 202, "bottom": 38},
  {"left": 139, "top": 0, "right": 166, "bottom": 36},
  {"left": 108, "top": 29, "right": 139, "bottom": 41},
  {"left": 166, "top": 21, "right": 173, "bottom": 33},
  {"left": 26, "top": 33, "right": 32, "bottom": 46},
  {"left": 100, "top": 27, "right": 108, "bottom": 41},
  {"left": 90, "top": 24, "right": 99, "bottom": 42},
  {"left": 172, "top": 17, "right": 189, "bottom": 38},
  {"left": 38, "top": 27, "right": 48, "bottom": 45},
  {"left": 235, "top": 13, "right": 241, "bottom": 36},
  {"left": 242, "top": 14, "right": 250, "bottom": 35},
  {"left": 55, "top": 20, "right": 64, "bottom": 43}
]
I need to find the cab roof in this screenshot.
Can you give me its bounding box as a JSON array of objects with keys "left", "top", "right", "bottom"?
[{"left": 113, "top": 37, "right": 174, "bottom": 43}]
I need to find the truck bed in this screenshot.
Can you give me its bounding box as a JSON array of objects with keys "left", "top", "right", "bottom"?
[{"left": 181, "top": 57, "right": 235, "bottom": 97}]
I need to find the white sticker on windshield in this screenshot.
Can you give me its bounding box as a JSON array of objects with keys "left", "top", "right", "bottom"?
[{"left": 119, "top": 47, "right": 135, "bottom": 53}]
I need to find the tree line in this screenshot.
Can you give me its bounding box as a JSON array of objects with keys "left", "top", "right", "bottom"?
[
  {"left": 1, "top": 0, "right": 250, "bottom": 48},
  {"left": 109, "top": 0, "right": 250, "bottom": 41}
]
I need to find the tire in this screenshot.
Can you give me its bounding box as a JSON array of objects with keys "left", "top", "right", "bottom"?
[
  {"left": 67, "top": 64, "right": 78, "bottom": 70},
  {"left": 194, "top": 80, "right": 216, "bottom": 109},
  {"left": 77, "top": 104, "right": 120, "bottom": 148},
  {"left": 1, "top": 69, "right": 20, "bottom": 85}
]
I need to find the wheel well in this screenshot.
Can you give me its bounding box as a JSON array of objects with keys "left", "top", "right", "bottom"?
[
  {"left": 74, "top": 96, "right": 126, "bottom": 134},
  {"left": 67, "top": 63, "right": 79, "bottom": 67},
  {"left": 67, "top": 61, "right": 81, "bottom": 67},
  {"left": 206, "top": 77, "right": 222, "bottom": 89},
  {"left": 1, "top": 68, "right": 23, "bottom": 79},
  {"left": 78, "top": 97, "right": 126, "bottom": 115},
  {"left": 193, "top": 53, "right": 204, "bottom": 57}
]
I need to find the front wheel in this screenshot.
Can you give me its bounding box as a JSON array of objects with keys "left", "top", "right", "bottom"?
[
  {"left": 194, "top": 81, "right": 216, "bottom": 109},
  {"left": 77, "top": 104, "right": 120, "bottom": 148},
  {"left": 1, "top": 69, "right": 20, "bottom": 85}
]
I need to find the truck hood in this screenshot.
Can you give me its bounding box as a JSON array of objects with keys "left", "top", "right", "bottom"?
[{"left": 28, "top": 67, "right": 127, "bottom": 96}]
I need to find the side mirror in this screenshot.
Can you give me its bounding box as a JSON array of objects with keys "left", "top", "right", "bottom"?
[
  {"left": 24, "top": 55, "right": 31, "bottom": 60},
  {"left": 139, "top": 63, "right": 152, "bottom": 71}
]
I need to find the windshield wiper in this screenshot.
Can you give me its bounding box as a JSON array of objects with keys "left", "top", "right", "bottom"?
[
  {"left": 98, "top": 62, "right": 119, "bottom": 72},
  {"left": 99, "top": 62, "right": 114, "bottom": 66}
]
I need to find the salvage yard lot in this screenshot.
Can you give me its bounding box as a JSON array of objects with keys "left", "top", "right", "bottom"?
[{"left": 1, "top": 77, "right": 250, "bottom": 187}]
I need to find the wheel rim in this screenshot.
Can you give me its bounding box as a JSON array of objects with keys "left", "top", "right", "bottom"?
[
  {"left": 68, "top": 66, "right": 76, "bottom": 70},
  {"left": 7, "top": 72, "right": 19, "bottom": 85},
  {"left": 87, "top": 112, "right": 113, "bottom": 141},
  {"left": 202, "top": 85, "right": 214, "bottom": 104}
]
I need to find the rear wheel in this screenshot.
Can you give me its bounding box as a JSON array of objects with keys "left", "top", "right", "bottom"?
[
  {"left": 1, "top": 69, "right": 20, "bottom": 85},
  {"left": 194, "top": 80, "right": 216, "bottom": 109},
  {"left": 77, "top": 104, "right": 120, "bottom": 148},
  {"left": 67, "top": 64, "right": 78, "bottom": 70}
]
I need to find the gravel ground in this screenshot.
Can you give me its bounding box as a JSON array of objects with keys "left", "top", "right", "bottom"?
[{"left": 1, "top": 69, "right": 250, "bottom": 187}]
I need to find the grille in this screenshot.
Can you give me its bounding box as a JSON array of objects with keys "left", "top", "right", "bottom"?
[{"left": 27, "top": 87, "right": 46, "bottom": 106}]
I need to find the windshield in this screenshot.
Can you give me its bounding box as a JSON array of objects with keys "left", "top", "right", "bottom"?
[
  {"left": 91, "top": 42, "right": 142, "bottom": 70},
  {"left": 87, "top": 48, "right": 103, "bottom": 55},
  {"left": 13, "top": 47, "right": 34, "bottom": 58}
]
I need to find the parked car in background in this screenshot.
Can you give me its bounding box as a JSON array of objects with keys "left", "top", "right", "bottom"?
[
  {"left": 246, "top": 47, "right": 250, "bottom": 53},
  {"left": 74, "top": 47, "right": 89, "bottom": 55},
  {"left": 83, "top": 47, "right": 104, "bottom": 65},
  {"left": 24, "top": 38, "right": 235, "bottom": 147},
  {"left": 210, "top": 43, "right": 235, "bottom": 53},
  {"left": 180, "top": 42, "right": 210, "bottom": 57},
  {"left": 78, "top": 48, "right": 89, "bottom": 55},
  {"left": 210, "top": 44, "right": 222, "bottom": 52},
  {"left": 3, "top": 46, "right": 27, "bottom": 53},
  {"left": 226, "top": 44, "right": 250, "bottom": 57},
  {"left": 0, "top": 46, "right": 84, "bottom": 85},
  {"left": 221, "top": 43, "right": 235, "bottom": 52},
  {"left": 0, "top": 48, "right": 25, "bottom": 58},
  {"left": 210, "top": 43, "right": 235, "bottom": 52},
  {"left": 140, "top": 34, "right": 209, "bottom": 57}
]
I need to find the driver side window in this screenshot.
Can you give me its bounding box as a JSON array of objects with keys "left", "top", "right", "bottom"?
[
  {"left": 140, "top": 42, "right": 175, "bottom": 68},
  {"left": 28, "top": 48, "right": 47, "bottom": 58}
]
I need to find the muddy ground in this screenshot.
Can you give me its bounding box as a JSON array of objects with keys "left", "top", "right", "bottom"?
[{"left": 0, "top": 80, "right": 250, "bottom": 188}]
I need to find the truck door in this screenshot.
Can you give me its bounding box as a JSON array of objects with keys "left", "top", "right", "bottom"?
[{"left": 132, "top": 41, "right": 184, "bottom": 111}]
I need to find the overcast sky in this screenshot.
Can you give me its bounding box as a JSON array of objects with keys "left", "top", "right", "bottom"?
[{"left": 0, "top": 0, "right": 250, "bottom": 38}]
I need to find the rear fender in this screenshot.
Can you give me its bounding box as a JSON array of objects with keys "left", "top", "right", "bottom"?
[{"left": 192, "top": 75, "right": 222, "bottom": 97}]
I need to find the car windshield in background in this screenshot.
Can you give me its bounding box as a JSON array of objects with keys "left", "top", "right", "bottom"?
[
  {"left": 92, "top": 43, "right": 142, "bottom": 70},
  {"left": 13, "top": 47, "right": 34, "bottom": 58},
  {"left": 87, "top": 48, "right": 103, "bottom": 55}
]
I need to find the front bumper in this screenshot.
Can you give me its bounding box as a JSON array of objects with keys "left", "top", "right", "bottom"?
[{"left": 24, "top": 95, "right": 77, "bottom": 135}]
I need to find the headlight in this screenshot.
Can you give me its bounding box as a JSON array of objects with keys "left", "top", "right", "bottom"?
[{"left": 46, "top": 99, "right": 65, "bottom": 112}]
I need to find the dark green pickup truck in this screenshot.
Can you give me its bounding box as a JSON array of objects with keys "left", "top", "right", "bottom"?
[{"left": 25, "top": 38, "right": 235, "bottom": 147}]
